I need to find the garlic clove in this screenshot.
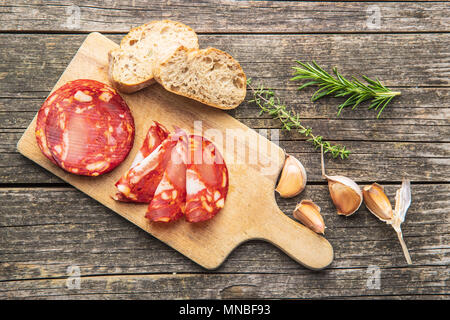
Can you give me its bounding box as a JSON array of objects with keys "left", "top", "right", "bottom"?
[
  {"left": 327, "top": 177, "right": 363, "bottom": 216},
  {"left": 320, "top": 145, "right": 362, "bottom": 216},
  {"left": 275, "top": 155, "right": 307, "bottom": 198},
  {"left": 293, "top": 200, "right": 325, "bottom": 234},
  {"left": 363, "top": 183, "right": 394, "bottom": 222}
]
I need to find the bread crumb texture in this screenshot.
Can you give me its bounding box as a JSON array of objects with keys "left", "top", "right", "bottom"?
[
  {"left": 157, "top": 47, "right": 247, "bottom": 110},
  {"left": 109, "top": 20, "right": 199, "bottom": 91}
]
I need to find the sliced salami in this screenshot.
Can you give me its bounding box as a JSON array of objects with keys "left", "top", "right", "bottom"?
[
  {"left": 185, "top": 135, "right": 229, "bottom": 223},
  {"left": 145, "top": 129, "right": 188, "bottom": 222},
  {"left": 43, "top": 79, "right": 134, "bottom": 176},
  {"left": 130, "top": 121, "right": 169, "bottom": 168},
  {"left": 114, "top": 128, "right": 177, "bottom": 203}
]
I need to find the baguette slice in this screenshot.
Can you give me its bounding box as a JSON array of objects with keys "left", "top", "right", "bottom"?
[
  {"left": 154, "top": 46, "right": 247, "bottom": 110},
  {"left": 108, "top": 20, "right": 199, "bottom": 94}
]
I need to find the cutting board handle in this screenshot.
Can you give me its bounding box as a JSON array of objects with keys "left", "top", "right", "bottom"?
[{"left": 252, "top": 208, "right": 334, "bottom": 270}]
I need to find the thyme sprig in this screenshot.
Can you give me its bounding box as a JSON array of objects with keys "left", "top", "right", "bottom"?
[
  {"left": 247, "top": 79, "right": 350, "bottom": 159},
  {"left": 291, "top": 61, "right": 401, "bottom": 118}
]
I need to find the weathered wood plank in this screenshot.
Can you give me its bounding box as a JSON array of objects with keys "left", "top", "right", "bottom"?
[
  {"left": 0, "top": 1, "right": 448, "bottom": 33},
  {"left": 0, "top": 269, "right": 448, "bottom": 299},
  {"left": 0, "top": 33, "right": 449, "bottom": 99},
  {"left": 2, "top": 86, "right": 449, "bottom": 120},
  {"left": 0, "top": 186, "right": 448, "bottom": 298},
  {"left": 2, "top": 103, "right": 449, "bottom": 143},
  {"left": 1, "top": 186, "right": 448, "bottom": 271}
]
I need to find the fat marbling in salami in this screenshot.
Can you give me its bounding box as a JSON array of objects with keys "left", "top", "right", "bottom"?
[
  {"left": 185, "top": 135, "right": 229, "bottom": 222},
  {"left": 145, "top": 129, "right": 188, "bottom": 222},
  {"left": 114, "top": 124, "right": 176, "bottom": 203},
  {"left": 129, "top": 121, "right": 169, "bottom": 168}
]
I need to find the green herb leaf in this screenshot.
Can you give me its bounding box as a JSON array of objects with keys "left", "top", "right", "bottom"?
[{"left": 291, "top": 61, "right": 401, "bottom": 117}]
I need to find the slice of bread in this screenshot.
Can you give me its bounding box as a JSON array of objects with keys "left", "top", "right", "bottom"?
[
  {"left": 108, "top": 20, "right": 199, "bottom": 94},
  {"left": 154, "top": 46, "right": 247, "bottom": 110}
]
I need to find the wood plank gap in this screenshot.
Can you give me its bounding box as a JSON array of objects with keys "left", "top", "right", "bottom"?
[
  {"left": 1, "top": 181, "right": 450, "bottom": 189},
  {"left": 0, "top": 183, "right": 69, "bottom": 188},
  {"left": 0, "top": 30, "right": 449, "bottom": 35},
  {"left": 2, "top": 263, "right": 448, "bottom": 284}
]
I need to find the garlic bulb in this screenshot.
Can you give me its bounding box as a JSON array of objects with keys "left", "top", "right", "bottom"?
[
  {"left": 275, "top": 155, "right": 307, "bottom": 198},
  {"left": 321, "top": 145, "right": 362, "bottom": 216},
  {"left": 362, "top": 183, "right": 394, "bottom": 221},
  {"left": 293, "top": 200, "right": 325, "bottom": 234}
]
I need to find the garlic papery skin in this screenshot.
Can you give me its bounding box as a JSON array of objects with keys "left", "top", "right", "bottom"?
[
  {"left": 320, "top": 145, "right": 362, "bottom": 216},
  {"left": 275, "top": 155, "right": 307, "bottom": 198},
  {"left": 362, "top": 183, "right": 394, "bottom": 222},
  {"left": 392, "top": 178, "right": 413, "bottom": 265},
  {"left": 293, "top": 200, "right": 325, "bottom": 234}
]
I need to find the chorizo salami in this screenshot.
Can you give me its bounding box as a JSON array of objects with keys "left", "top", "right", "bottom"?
[
  {"left": 43, "top": 79, "right": 134, "bottom": 176},
  {"left": 185, "top": 135, "right": 229, "bottom": 223},
  {"left": 130, "top": 121, "right": 169, "bottom": 168},
  {"left": 114, "top": 128, "right": 177, "bottom": 203},
  {"left": 145, "top": 129, "right": 188, "bottom": 222}
]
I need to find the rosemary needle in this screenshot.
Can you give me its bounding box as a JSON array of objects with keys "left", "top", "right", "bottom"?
[
  {"left": 247, "top": 79, "right": 350, "bottom": 159},
  {"left": 291, "top": 61, "right": 401, "bottom": 118}
]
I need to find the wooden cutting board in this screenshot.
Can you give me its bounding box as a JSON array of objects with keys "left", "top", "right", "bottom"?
[{"left": 17, "top": 32, "right": 333, "bottom": 270}]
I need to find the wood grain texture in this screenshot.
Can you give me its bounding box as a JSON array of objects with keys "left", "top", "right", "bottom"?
[
  {"left": 1, "top": 185, "right": 448, "bottom": 299},
  {"left": 0, "top": 1, "right": 448, "bottom": 33},
  {"left": 1, "top": 33, "right": 449, "bottom": 98}
]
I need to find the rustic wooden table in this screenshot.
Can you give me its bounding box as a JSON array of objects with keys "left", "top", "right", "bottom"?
[{"left": 0, "top": 1, "right": 449, "bottom": 299}]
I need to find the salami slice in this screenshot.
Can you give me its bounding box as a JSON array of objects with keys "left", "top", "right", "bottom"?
[
  {"left": 44, "top": 79, "right": 134, "bottom": 176},
  {"left": 114, "top": 128, "right": 177, "bottom": 203},
  {"left": 130, "top": 121, "right": 169, "bottom": 168},
  {"left": 185, "top": 135, "right": 229, "bottom": 223},
  {"left": 145, "top": 129, "right": 188, "bottom": 222}
]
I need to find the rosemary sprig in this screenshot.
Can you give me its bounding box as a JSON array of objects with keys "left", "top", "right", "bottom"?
[
  {"left": 291, "top": 61, "right": 401, "bottom": 118},
  {"left": 247, "top": 79, "right": 350, "bottom": 159}
]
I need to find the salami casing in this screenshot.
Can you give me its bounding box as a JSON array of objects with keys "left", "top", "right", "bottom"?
[
  {"left": 185, "top": 135, "right": 229, "bottom": 222},
  {"left": 114, "top": 125, "right": 176, "bottom": 203},
  {"left": 43, "top": 79, "right": 134, "bottom": 176},
  {"left": 36, "top": 90, "right": 63, "bottom": 165},
  {"left": 145, "top": 129, "right": 188, "bottom": 222}
]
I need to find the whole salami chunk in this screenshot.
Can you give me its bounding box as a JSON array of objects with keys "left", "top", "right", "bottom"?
[
  {"left": 185, "top": 135, "right": 229, "bottom": 223},
  {"left": 145, "top": 129, "right": 188, "bottom": 222},
  {"left": 43, "top": 79, "right": 135, "bottom": 176},
  {"left": 114, "top": 126, "right": 176, "bottom": 203}
]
